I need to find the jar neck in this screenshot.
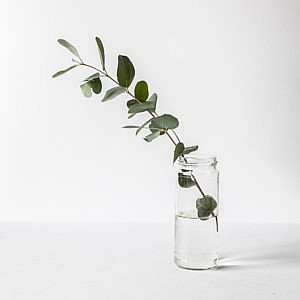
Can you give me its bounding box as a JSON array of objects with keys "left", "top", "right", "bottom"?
[{"left": 178, "top": 155, "right": 217, "bottom": 170}]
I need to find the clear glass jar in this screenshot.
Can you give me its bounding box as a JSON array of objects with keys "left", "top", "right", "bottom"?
[{"left": 174, "top": 155, "right": 219, "bottom": 270}]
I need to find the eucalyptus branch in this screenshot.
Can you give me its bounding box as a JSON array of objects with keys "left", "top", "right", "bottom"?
[
  {"left": 53, "top": 37, "right": 219, "bottom": 231},
  {"left": 76, "top": 60, "right": 181, "bottom": 146}
]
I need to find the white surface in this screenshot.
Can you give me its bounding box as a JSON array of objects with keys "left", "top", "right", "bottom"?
[
  {"left": 0, "top": 0, "right": 299, "bottom": 223},
  {"left": 0, "top": 222, "right": 299, "bottom": 299}
]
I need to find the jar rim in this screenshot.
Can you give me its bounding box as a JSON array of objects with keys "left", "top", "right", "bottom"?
[{"left": 178, "top": 154, "right": 217, "bottom": 167}]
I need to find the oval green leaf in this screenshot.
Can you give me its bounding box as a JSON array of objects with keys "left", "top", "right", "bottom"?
[
  {"left": 80, "top": 82, "right": 92, "bottom": 98},
  {"left": 150, "top": 114, "right": 179, "bottom": 131},
  {"left": 144, "top": 130, "right": 161, "bottom": 142},
  {"left": 117, "top": 55, "right": 135, "bottom": 87},
  {"left": 89, "top": 77, "right": 102, "bottom": 94},
  {"left": 128, "top": 113, "right": 136, "bottom": 119},
  {"left": 130, "top": 93, "right": 157, "bottom": 114},
  {"left": 183, "top": 145, "right": 199, "bottom": 155},
  {"left": 127, "top": 99, "right": 137, "bottom": 109},
  {"left": 58, "top": 39, "right": 81, "bottom": 60},
  {"left": 84, "top": 73, "right": 100, "bottom": 81},
  {"left": 173, "top": 142, "right": 184, "bottom": 163},
  {"left": 52, "top": 65, "right": 78, "bottom": 78},
  {"left": 134, "top": 81, "right": 149, "bottom": 102},
  {"left": 102, "top": 86, "right": 125, "bottom": 102},
  {"left": 122, "top": 125, "right": 140, "bottom": 129},
  {"left": 128, "top": 96, "right": 157, "bottom": 114},
  {"left": 95, "top": 37, "right": 105, "bottom": 70}
]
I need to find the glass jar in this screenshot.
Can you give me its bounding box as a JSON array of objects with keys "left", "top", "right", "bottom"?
[{"left": 174, "top": 155, "right": 219, "bottom": 270}]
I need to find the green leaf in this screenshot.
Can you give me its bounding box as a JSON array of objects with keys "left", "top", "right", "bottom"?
[
  {"left": 80, "top": 82, "right": 92, "bottom": 98},
  {"left": 127, "top": 99, "right": 137, "bottom": 109},
  {"left": 128, "top": 113, "right": 136, "bottom": 119},
  {"left": 173, "top": 142, "right": 184, "bottom": 163},
  {"left": 136, "top": 118, "right": 153, "bottom": 135},
  {"left": 95, "top": 37, "right": 105, "bottom": 70},
  {"left": 147, "top": 93, "right": 158, "bottom": 111},
  {"left": 122, "top": 125, "right": 140, "bottom": 129},
  {"left": 178, "top": 173, "right": 195, "bottom": 188},
  {"left": 148, "top": 94, "right": 157, "bottom": 103},
  {"left": 123, "top": 124, "right": 161, "bottom": 132},
  {"left": 134, "top": 81, "right": 149, "bottom": 102},
  {"left": 117, "top": 55, "right": 135, "bottom": 87},
  {"left": 58, "top": 39, "right": 81, "bottom": 60},
  {"left": 128, "top": 102, "right": 151, "bottom": 114},
  {"left": 197, "top": 207, "right": 211, "bottom": 220},
  {"left": 84, "top": 73, "right": 100, "bottom": 81},
  {"left": 196, "top": 196, "right": 217, "bottom": 211},
  {"left": 150, "top": 114, "right": 179, "bottom": 132},
  {"left": 81, "top": 73, "right": 102, "bottom": 95},
  {"left": 102, "top": 86, "right": 125, "bottom": 102},
  {"left": 196, "top": 196, "right": 217, "bottom": 220},
  {"left": 144, "top": 130, "right": 161, "bottom": 142},
  {"left": 128, "top": 94, "right": 157, "bottom": 114},
  {"left": 183, "top": 145, "right": 198, "bottom": 155},
  {"left": 89, "top": 78, "right": 102, "bottom": 94},
  {"left": 52, "top": 65, "right": 78, "bottom": 78}
]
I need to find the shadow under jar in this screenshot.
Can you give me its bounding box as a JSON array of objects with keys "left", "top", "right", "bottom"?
[{"left": 174, "top": 155, "right": 219, "bottom": 270}]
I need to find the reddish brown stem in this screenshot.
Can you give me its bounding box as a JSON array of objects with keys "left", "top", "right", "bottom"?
[{"left": 190, "top": 173, "right": 205, "bottom": 197}]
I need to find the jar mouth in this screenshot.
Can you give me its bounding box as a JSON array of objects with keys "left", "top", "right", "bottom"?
[{"left": 178, "top": 154, "right": 217, "bottom": 167}]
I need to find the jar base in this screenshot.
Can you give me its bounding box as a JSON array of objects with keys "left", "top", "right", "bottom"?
[{"left": 174, "top": 257, "right": 218, "bottom": 270}]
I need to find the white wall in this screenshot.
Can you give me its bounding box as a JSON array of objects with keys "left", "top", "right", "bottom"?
[{"left": 0, "top": 0, "right": 299, "bottom": 223}]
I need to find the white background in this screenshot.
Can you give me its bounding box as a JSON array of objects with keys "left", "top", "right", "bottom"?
[{"left": 0, "top": 0, "right": 299, "bottom": 223}]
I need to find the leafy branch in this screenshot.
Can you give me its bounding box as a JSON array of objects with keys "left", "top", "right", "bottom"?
[{"left": 52, "top": 37, "right": 218, "bottom": 231}]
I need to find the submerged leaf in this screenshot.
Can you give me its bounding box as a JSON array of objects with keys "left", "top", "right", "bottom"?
[
  {"left": 178, "top": 173, "right": 195, "bottom": 188},
  {"left": 196, "top": 196, "right": 217, "bottom": 220}
]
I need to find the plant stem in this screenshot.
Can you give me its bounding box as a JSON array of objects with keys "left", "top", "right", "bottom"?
[
  {"left": 212, "top": 212, "right": 219, "bottom": 232},
  {"left": 190, "top": 173, "right": 205, "bottom": 197},
  {"left": 77, "top": 60, "right": 219, "bottom": 232}
]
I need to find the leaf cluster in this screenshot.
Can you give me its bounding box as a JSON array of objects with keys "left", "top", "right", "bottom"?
[{"left": 80, "top": 73, "right": 102, "bottom": 97}]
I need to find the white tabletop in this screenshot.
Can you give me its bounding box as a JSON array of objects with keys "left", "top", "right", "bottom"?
[{"left": 0, "top": 222, "right": 299, "bottom": 300}]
